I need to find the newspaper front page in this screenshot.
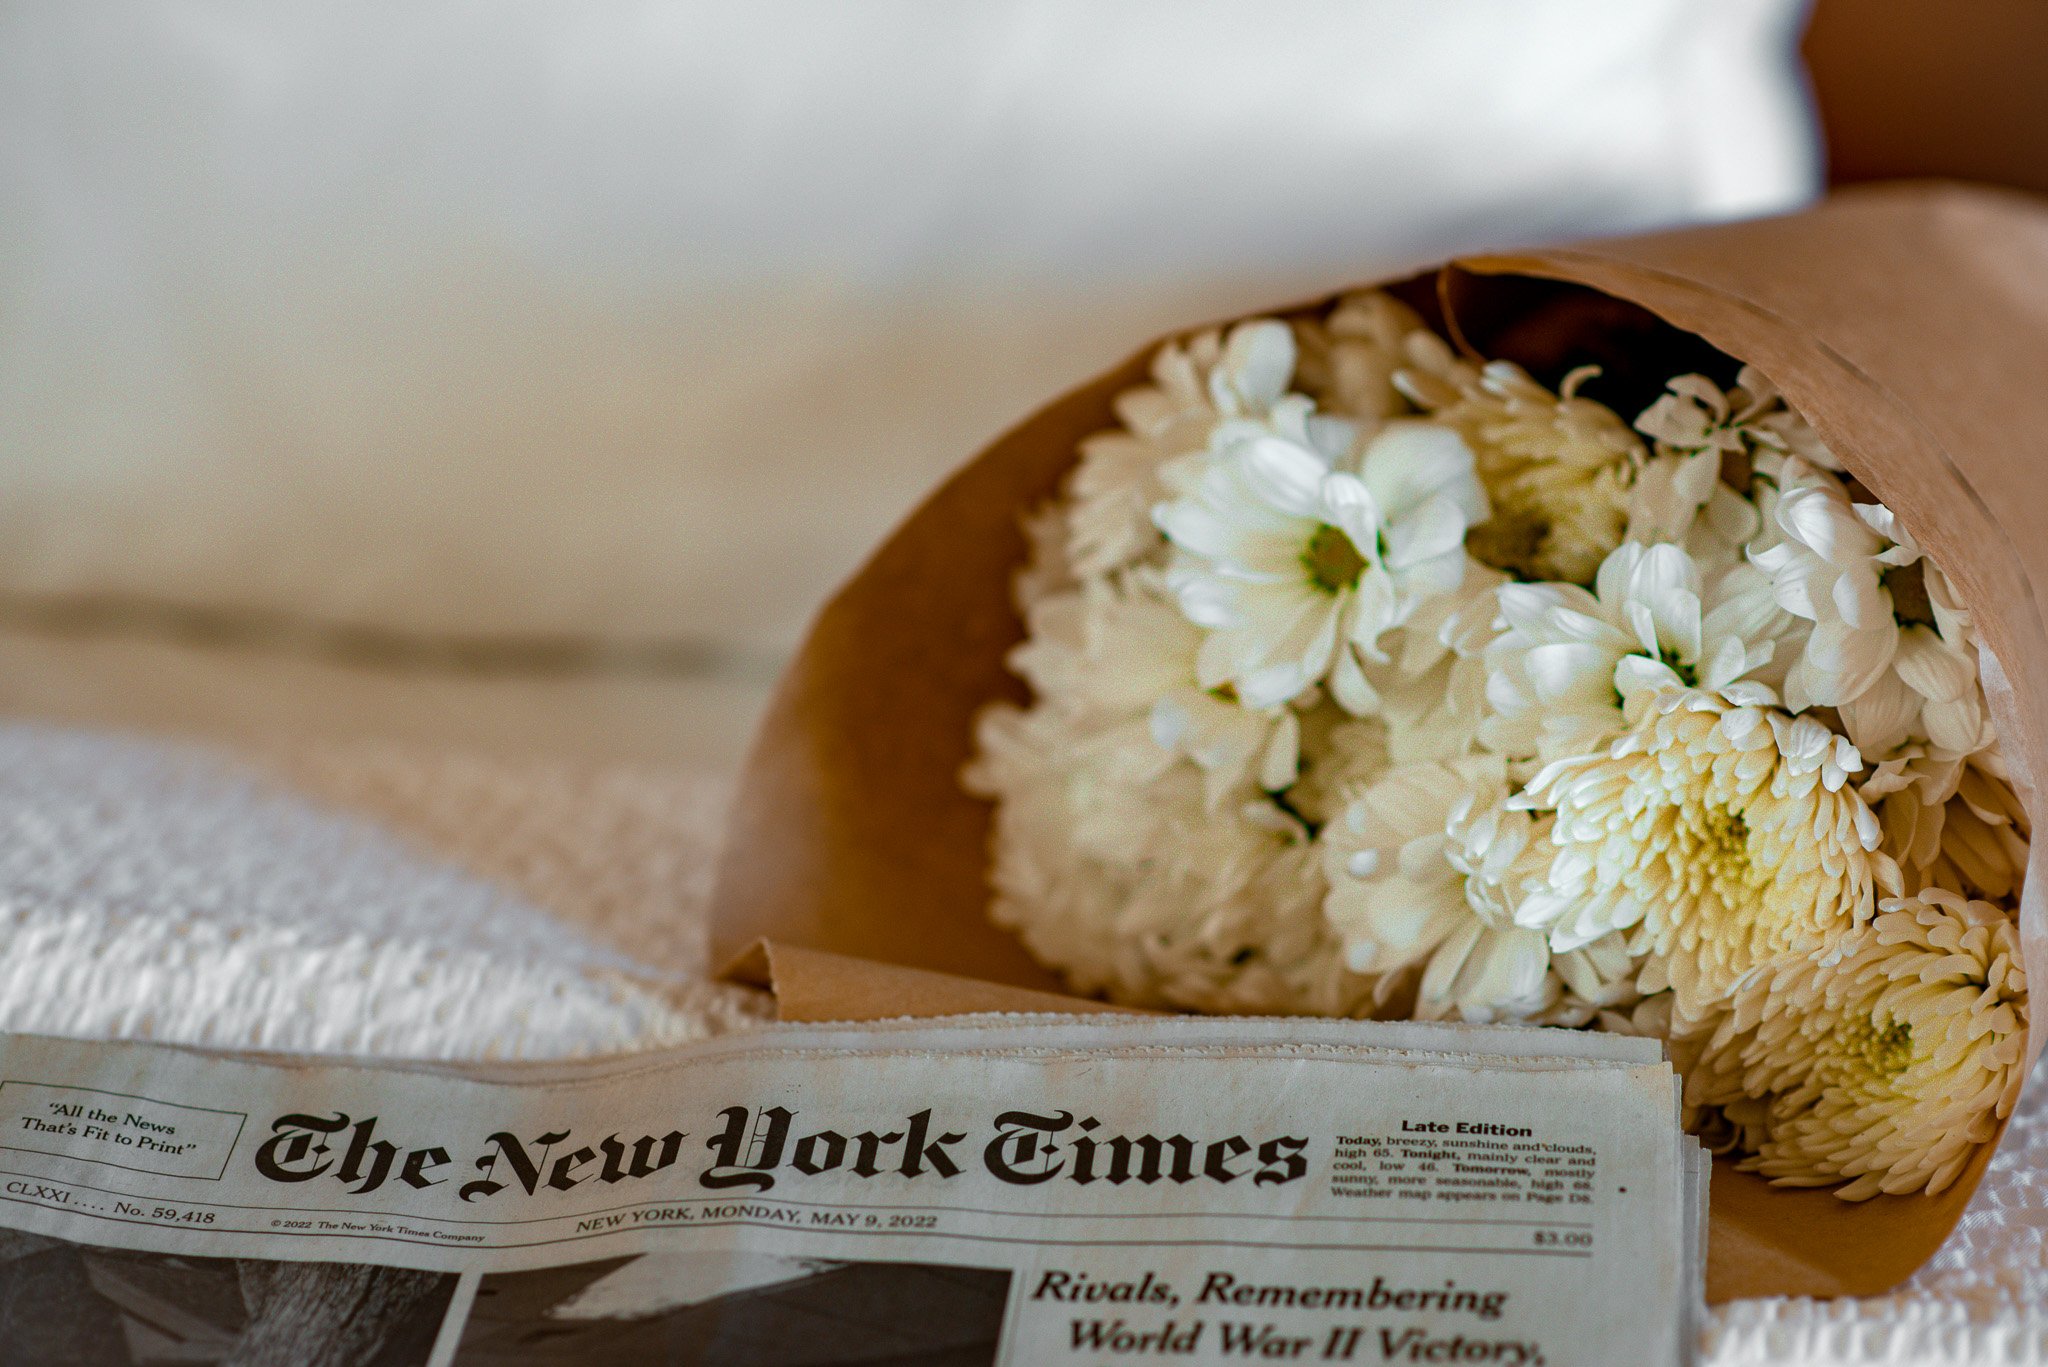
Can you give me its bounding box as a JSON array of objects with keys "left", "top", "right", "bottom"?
[{"left": 0, "top": 1015, "right": 1705, "bottom": 1365}]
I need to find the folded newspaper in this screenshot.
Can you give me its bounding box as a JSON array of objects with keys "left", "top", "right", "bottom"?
[{"left": 0, "top": 1015, "right": 1705, "bottom": 1365}]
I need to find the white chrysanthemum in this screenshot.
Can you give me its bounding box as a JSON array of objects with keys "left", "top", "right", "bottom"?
[
  {"left": 1515, "top": 689, "right": 1901, "bottom": 1020},
  {"left": 1635, "top": 367, "right": 1839, "bottom": 472},
  {"left": 1321, "top": 758, "right": 1637, "bottom": 1023},
  {"left": 1014, "top": 500, "right": 1081, "bottom": 612},
  {"left": 1155, "top": 408, "right": 1489, "bottom": 714},
  {"left": 1065, "top": 320, "right": 1296, "bottom": 579},
  {"left": 966, "top": 700, "right": 1375, "bottom": 1017},
  {"left": 1479, "top": 542, "right": 1798, "bottom": 763},
  {"left": 1687, "top": 888, "right": 2027, "bottom": 1198},
  {"left": 1863, "top": 745, "right": 2031, "bottom": 902},
  {"left": 1748, "top": 462, "right": 1985, "bottom": 755},
  {"left": 1292, "top": 291, "right": 1426, "bottom": 423},
  {"left": 1397, "top": 336, "right": 1641, "bottom": 585},
  {"left": 975, "top": 573, "right": 1386, "bottom": 1018},
  {"left": 1008, "top": 574, "right": 1297, "bottom": 807}
]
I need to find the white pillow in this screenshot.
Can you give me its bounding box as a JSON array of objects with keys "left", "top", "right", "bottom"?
[{"left": 0, "top": 0, "right": 1816, "bottom": 659}]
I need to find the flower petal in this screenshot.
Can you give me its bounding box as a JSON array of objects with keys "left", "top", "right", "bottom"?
[
  {"left": 1213, "top": 320, "right": 1295, "bottom": 415},
  {"left": 1527, "top": 642, "right": 1625, "bottom": 706},
  {"left": 1893, "top": 627, "right": 1974, "bottom": 704},
  {"left": 1330, "top": 646, "right": 1382, "bottom": 716},
  {"left": 1833, "top": 567, "right": 1890, "bottom": 631},
  {"left": 1614, "top": 653, "right": 1684, "bottom": 703},
  {"left": 1234, "top": 435, "right": 1331, "bottom": 519},
  {"left": 1359, "top": 422, "right": 1490, "bottom": 525},
  {"left": 1381, "top": 492, "right": 1470, "bottom": 570}
]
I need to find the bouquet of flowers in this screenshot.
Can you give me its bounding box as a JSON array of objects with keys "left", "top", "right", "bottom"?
[
  {"left": 965, "top": 290, "right": 2029, "bottom": 1201},
  {"left": 714, "top": 186, "right": 2048, "bottom": 1294}
]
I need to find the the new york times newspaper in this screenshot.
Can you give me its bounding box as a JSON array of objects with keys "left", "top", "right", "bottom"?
[{"left": 0, "top": 1015, "right": 1704, "bottom": 1366}]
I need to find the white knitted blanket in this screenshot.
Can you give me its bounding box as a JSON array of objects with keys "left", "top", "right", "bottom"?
[{"left": 0, "top": 723, "right": 2037, "bottom": 1364}]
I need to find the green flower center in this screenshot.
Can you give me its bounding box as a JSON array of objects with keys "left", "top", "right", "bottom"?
[
  {"left": 1616, "top": 647, "right": 1697, "bottom": 709},
  {"left": 1302, "top": 524, "right": 1368, "bottom": 594},
  {"left": 1658, "top": 645, "right": 1698, "bottom": 688},
  {"left": 1881, "top": 560, "right": 1937, "bottom": 629}
]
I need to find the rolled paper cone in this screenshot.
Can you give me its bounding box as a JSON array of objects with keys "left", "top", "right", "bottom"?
[{"left": 713, "top": 182, "right": 2048, "bottom": 1301}]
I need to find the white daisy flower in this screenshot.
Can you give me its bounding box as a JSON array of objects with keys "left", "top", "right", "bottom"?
[
  {"left": 1155, "top": 408, "right": 1490, "bottom": 715},
  {"left": 1749, "top": 463, "right": 1983, "bottom": 755},
  {"left": 1747, "top": 465, "right": 1895, "bottom": 708},
  {"left": 1515, "top": 689, "right": 1901, "bottom": 1022},
  {"left": 1687, "top": 889, "right": 2027, "bottom": 1198},
  {"left": 1479, "top": 541, "right": 1799, "bottom": 763},
  {"left": 1321, "top": 758, "right": 1636, "bottom": 1023},
  {"left": 1066, "top": 320, "right": 1296, "bottom": 579},
  {"left": 1008, "top": 575, "right": 1189, "bottom": 722},
  {"left": 1397, "top": 336, "right": 1641, "bottom": 585},
  {"left": 1452, "top": 800, "right": 1642, "bottom": 1025}
]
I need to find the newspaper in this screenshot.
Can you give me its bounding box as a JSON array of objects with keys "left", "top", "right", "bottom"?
[{"left": 0, "top": 1015, "right": 1706, "bottom": 1365}]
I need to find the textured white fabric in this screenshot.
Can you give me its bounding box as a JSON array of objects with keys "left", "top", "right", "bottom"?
[
  {"left": 0, "top": 725, "right": 762, "bottom": 1060},
  {"left": 0, "top": 720, "right": 2035, "bottom": 1362},
  {"left": 1701, "top": 1072, "right": 2048, "bottom": 1365},
  {"left": 0, "top": 0, "right": 1815, "bottom": 656}
]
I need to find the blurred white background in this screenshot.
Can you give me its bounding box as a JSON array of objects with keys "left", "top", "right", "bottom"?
[{"left": 0, "top": 0, "right": 1816, "bottom": 764}]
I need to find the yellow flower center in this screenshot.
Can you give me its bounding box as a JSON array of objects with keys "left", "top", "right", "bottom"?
[
  {"left": 1302, "top": 524, "right": 1368, "bottom": 594},
  {"left": 1693, "top": 804, "right": 1761, "bottom": 914},
  {"left": 1838, "top": 1015, "right": 1915, "bottom": 1080}
]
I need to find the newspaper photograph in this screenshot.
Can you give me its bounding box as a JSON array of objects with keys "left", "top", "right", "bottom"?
[{"left": 0, "top": 1015, "right": 1705, "bottom": 1365}]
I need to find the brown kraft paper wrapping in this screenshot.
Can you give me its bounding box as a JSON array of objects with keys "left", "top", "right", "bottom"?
[{"left": 712, "top": 183, "right": 2048, "bottom": 1303}]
